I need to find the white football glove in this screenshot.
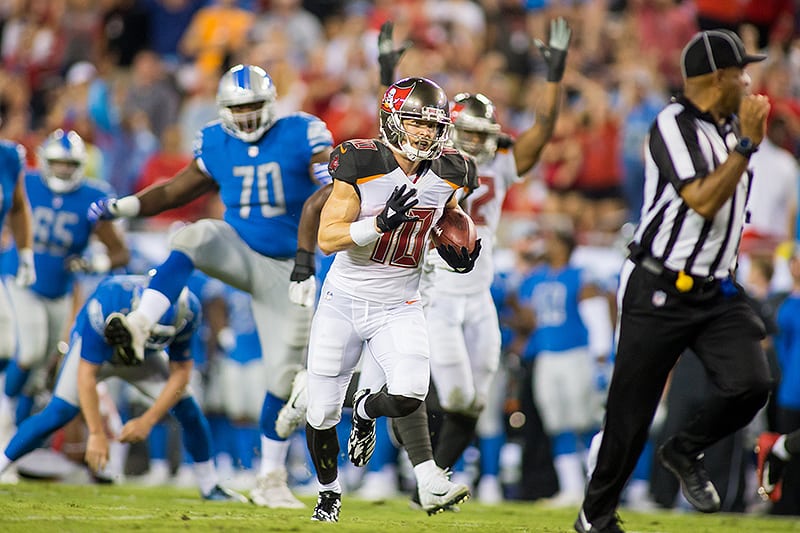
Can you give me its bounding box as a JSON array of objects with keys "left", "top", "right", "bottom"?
[
  {"left": 289, "top": 276, "right": 317, "bottom": 307},
  {"left": 16, "top": 248, "right": 36, "bottom": 287}
]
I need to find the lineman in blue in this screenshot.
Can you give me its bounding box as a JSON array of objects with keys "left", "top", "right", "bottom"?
[
  {"left": 0, "top": 129, "right": 129, "bottom": 432},
  {"left": 88, "top": 64, "right": 334, "bottom": 508},
  {"left": 0, "top": 276, "right": 248, "bottom": 501},
  {"left": 0, "top": 137, "right": 34, "bottom": 367}
]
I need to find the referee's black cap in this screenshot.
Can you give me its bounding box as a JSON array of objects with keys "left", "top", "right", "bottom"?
[{"left": 681, "top": 29, "right": 766, "bottom": 79}]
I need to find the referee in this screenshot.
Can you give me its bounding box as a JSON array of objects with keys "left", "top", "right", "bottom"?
[{"left": 575, "top": 30, "right": 772, "bottom": 533}]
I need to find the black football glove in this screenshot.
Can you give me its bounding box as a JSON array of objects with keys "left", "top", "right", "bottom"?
[
  {"left": 289, "top": 248, "right": 317, "bottom": 307},
  {"left": 290, "top": 249, "right": 315, "bottom": 282},
  {"left": 376, "top": 184, "right": 419, "bottom": 232},
  {"left": 378, "top": 20, "right": 412, "bottom": 87},
  {"left": 535, "top": 17, "right": 571, "bottom": 83},
  {"left": 436, "top": 238, "right": 482, "bottom": 274}
]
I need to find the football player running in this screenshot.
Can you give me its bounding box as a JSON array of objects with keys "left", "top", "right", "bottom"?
[
  {"left": 303, "top": 76, "right": 480, "bottom": 522},
  {"left": 378, "top": 18, "right": 572, "bottom": 504},
  {"left": 0, "top": 276, "right": 248, "bottom": 502},
  {"left": 0, "top": 130, "right": 129, "bottom": 443},
  {"left": 87, "top": 64, "right": 334, "bottom": 508}
]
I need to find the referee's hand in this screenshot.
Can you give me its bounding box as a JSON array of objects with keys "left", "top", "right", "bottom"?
[{"left": 739, "top": 94, "right": 770, "bottom": 145}]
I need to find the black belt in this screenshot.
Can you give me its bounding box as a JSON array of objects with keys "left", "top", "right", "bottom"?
[{"left": 627, "top": 243, "right": 719, "bottom": 293}]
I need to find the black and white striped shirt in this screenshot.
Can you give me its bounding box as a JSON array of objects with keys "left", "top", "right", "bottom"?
[{"left": 633, "top": 96, "right": 752, "bottom": 279}]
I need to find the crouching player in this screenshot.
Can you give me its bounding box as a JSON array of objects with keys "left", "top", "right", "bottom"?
[{"left": 0, "top": 275, "right": 248, "bottom": 502}]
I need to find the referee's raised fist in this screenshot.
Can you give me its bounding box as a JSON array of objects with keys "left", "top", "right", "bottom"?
[{"left": 739, "top": 94, "right": 770, "bottom": 144}]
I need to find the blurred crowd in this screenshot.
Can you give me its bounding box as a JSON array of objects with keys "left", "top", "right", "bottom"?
[{"left": 3, "top": 0, "right": 800, "bottom": 518}]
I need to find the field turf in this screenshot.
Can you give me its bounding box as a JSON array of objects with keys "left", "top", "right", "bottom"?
[{"left": 1, "top": 481, "right": 798, "bottom": 532}]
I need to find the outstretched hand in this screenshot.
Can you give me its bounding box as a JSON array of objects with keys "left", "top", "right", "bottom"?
[
  {"left": 378, "top": 20, "right": 412, "bottom": 87},
  {"left": 535, "top": 17, "right": 572, "bottom": 83}
]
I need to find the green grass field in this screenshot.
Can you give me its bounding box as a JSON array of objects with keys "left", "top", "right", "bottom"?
[{"left": 0, "top": 481, "right": 797, "bottom": 532}]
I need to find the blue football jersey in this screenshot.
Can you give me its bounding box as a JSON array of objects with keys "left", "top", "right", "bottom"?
[
  {"left": 517, "top": 265, "right": 589, "bottom": 356},
  {"left": 225, "top": 286, "right": 261, "bottom": 364},
  {"left": 74, "top": 275, "right": 201, "bottom": 366},
  {"left": 194, "top": 113, "right": 333, "bottom": 258},
  {"left": 22, "top": 172, "right": 112, "bottom": 298},
  {"left": 0, "top": 140, "right": 25, "bottom": 229}
]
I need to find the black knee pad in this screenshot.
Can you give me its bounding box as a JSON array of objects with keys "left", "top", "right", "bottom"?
[{"left": 386, "top": 394, "right": 422, "bottom": 418}]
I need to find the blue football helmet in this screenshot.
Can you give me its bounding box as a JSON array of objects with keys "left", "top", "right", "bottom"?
[
  {"left": 38, "top": 129, "right": 87, "bottom": 193},
  {"left": 216, "top": 64, "right": 277, "bottom": 143}
]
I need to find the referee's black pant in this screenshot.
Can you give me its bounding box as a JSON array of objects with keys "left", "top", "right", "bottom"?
[{"left": 583, "top": 261, "right": 773, "bottom": 523}]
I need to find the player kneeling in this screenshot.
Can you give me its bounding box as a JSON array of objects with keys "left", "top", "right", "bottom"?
[{"left": 0, "top": 275, "right": 248, "bottom": 502}]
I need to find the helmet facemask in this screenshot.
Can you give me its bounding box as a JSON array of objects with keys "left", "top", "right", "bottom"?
[
  {"left": 38, "top": 129, "right": 87, "bottom": 193},
  {"left": 217, "top": 65, "right": 277, "bottom": 143},
  {"left": 449, "top": 94, "right": 501, "bottom": 165}
]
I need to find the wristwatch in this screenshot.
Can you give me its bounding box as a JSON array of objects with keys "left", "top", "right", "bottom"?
[{"left": 734, "top": 137, "right": 759, "bottom": 158}]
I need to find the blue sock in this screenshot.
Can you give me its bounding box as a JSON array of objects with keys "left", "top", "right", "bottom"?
[
  {"left": 259, "top": 393, "right": 287, "bottom": 442},
  {"left": 207, "top": 413, "right": 231, "bottom": 459},
  {"left": 148, "top": 420, "right": 169, "bottom": 461},
  {"left": 632, "top": 440, "right": 653, "bottom": 482},
  {"left": 552, "top": 432, "right": 578, "bottom": 456},
  {"left": 580, "top": 429, "right": 599, "bottom": 452},
  {"left": 172, "top": 397, "right": 212, "bottom": 463},
  {"left": 14, "top": 394, "right": 34, "bottom": 425},
  {"left": 4, "top": 361, "right": 29, "bottom": 398},
  {"left": 367, "top": 417, "right": 398, "bottom": 473},
  {"left": 235, "top": 425, "right": 259, "bottom": 469},
  {"left": 148, "top": 251, "right": 195, "bottom": 303},
  {"left": 5, "top": 397, "right": 78, "bottom": 460},
  {"left": 479, "top": 433, "right": 505, "bottom": 477}
]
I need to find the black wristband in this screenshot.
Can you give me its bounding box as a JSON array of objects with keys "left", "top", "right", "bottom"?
[
  {"left": 546, "top": 49, "right": 567, "bottom": 82},
  {"left": 291, "top": 248, "right": 315, "bottom": 281},
  {"left": 379, "top": 61, "right": 396, "bottom": 88}
]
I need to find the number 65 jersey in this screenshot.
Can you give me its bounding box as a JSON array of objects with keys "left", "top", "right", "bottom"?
[{"left": 325, "top": 140, "right": 475, "bottom": 304}]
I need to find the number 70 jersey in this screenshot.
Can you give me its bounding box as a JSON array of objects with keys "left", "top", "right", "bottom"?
[
  {"left": 194, "top": 113, "right": 333, "bottom": 259},
  {"left": 325, "top": 140, "right": 475, "bottom": 304}
]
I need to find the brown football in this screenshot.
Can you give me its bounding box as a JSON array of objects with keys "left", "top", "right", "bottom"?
[{"left": 431, "top": 208, "right": 478, "bottom": 252}]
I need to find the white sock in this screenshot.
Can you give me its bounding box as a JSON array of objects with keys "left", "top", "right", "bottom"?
[
  {"left": 554, "top": 453, "right": 586, "bottom": 494},
  {"left": 0, "top": 453, "right": 11, "bottom": 473},
  {"left": 774, "top": 435, "right": 791, "bottom": 461},
  {"left": 0, "top": 394, "right": 16, "bottom": 420},
  {"left": 134, "top": 289, "right": 172, "bottom": 326},
  {"left": 319, "top": 477, "right": 341, "bottom": 494},
  {"left": 413, "top": 459, "right": 439, "bottom": 486},
  {"left": 149, "top": 458, "right": 169, "bottom": 475},
  {"left": 259, "top": 435, "right": 290, "bottom": 476},
  {"left": 193, "top": 459, "right": 218, "bottom": 495}
]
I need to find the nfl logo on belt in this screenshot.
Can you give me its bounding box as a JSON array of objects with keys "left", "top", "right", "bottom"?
[{"left": 652, "top": 290, "right": 666, "bottom": 307}]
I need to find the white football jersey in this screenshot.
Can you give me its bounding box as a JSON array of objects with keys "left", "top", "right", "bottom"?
[
  {"left": 325, "top": 140, "right": 474, "bottom": 304},
  {"left": 427, "top": 148, "right": 520, "bottom": 294}
]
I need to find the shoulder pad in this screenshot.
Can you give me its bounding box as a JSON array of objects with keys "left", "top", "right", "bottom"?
[
  {"left": 328, "top": 140, "right": 397, "bottom": 185},
  {"left": 431, "top": 149, "right": 474, "bottom": 188},
  {"left": 497, "top": 133, "right": 515, "bottom": 150}
]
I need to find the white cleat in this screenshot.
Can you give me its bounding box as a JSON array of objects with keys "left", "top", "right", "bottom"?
[
  {"left": 275, "top": 370, "right": 308, "bottom": 439},
  {"left": 418, "top": 467, "right": 471, "bottom": 515},
  {"left": 356, "top": 469, "right": 400, "bottom": 502},
  {"left": 103, "top": 312, "right": 149, "bottom": 365},
  {"left": 250, "top": 469, "right": 305, "bottom": 509}
]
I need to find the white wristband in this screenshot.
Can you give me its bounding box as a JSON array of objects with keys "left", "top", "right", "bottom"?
[
  {"left": 349, "top": 217, "right": 382, "bottom": 246},
  {"left": 110, "top": 196, "right": 141, "bottom": 218},
  {"left": 18, "top": 247, "right": 33, "bottom": 264}
]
